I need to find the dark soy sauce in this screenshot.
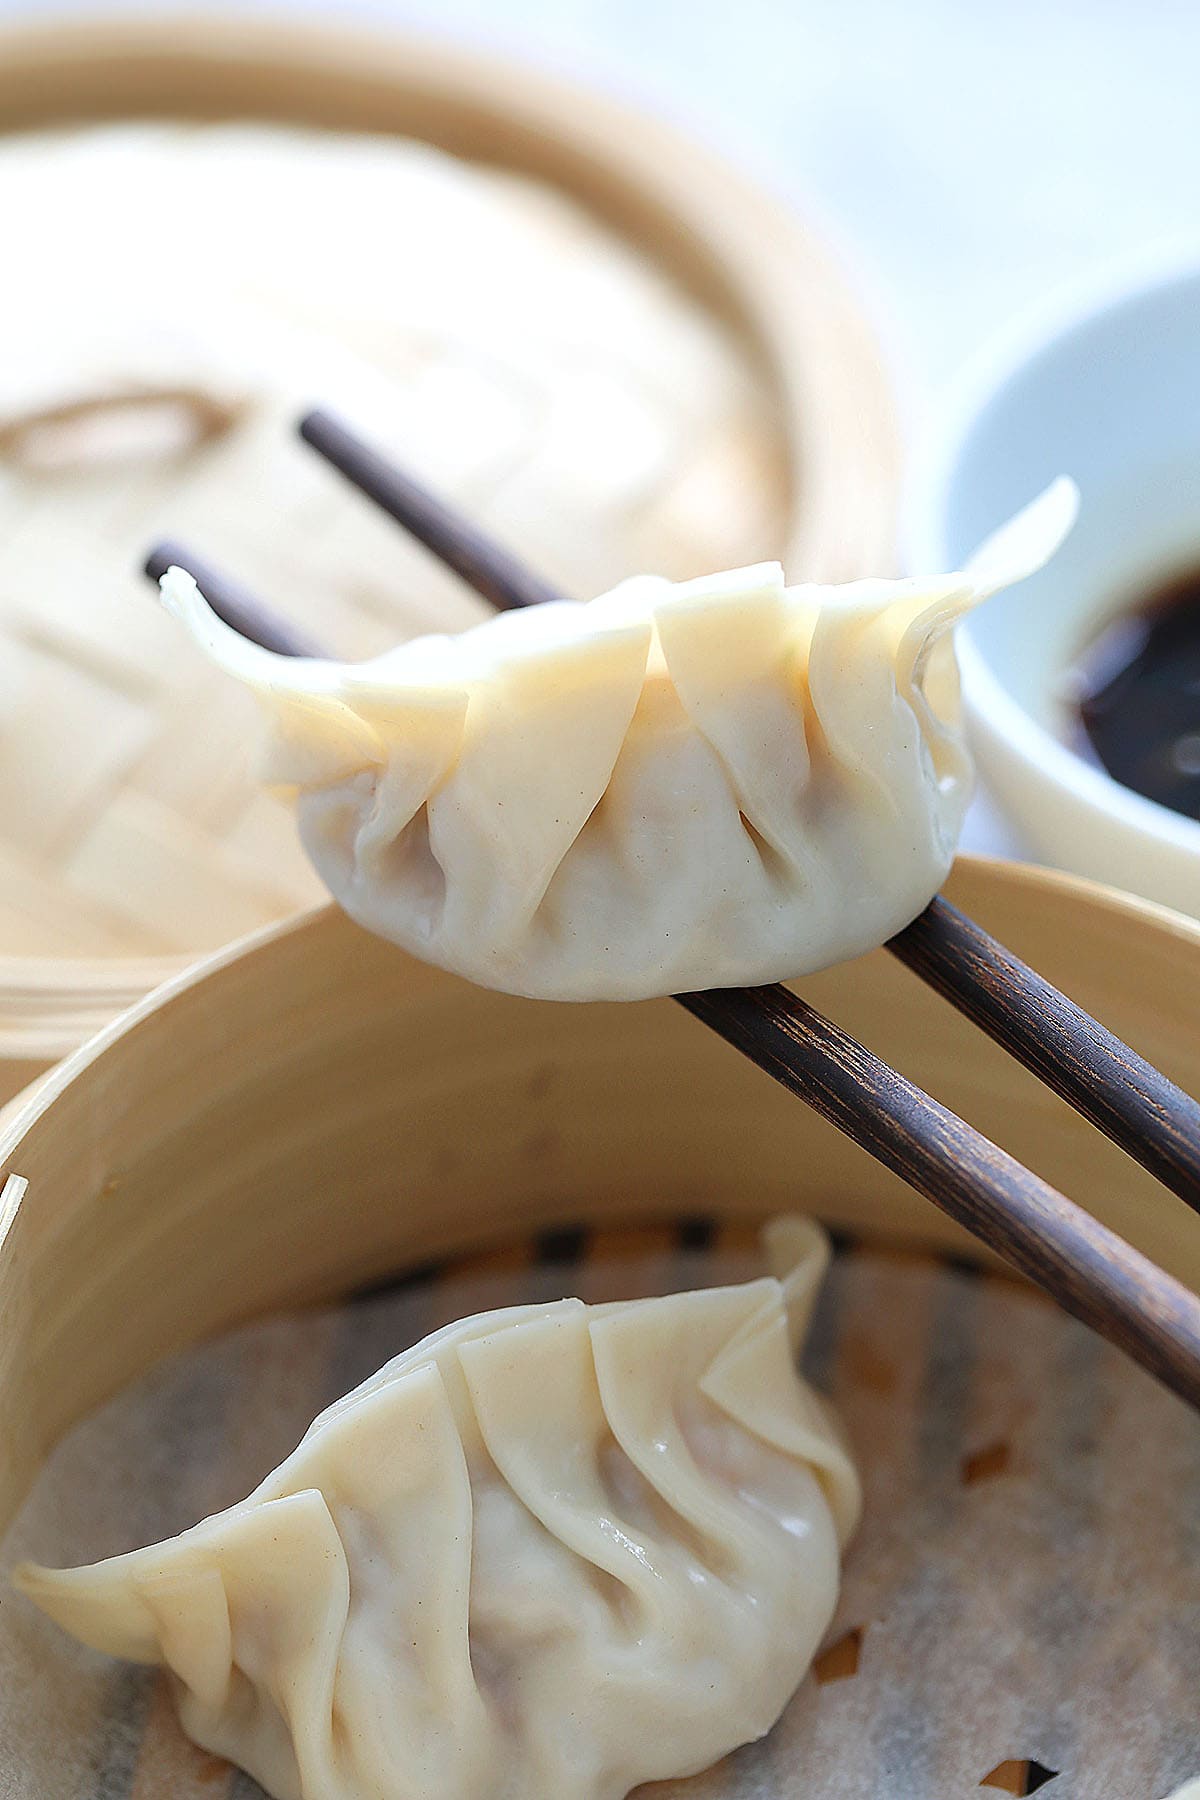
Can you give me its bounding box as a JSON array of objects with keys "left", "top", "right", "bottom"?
[{"left": 1075, "top": 566, "right": 1200, "bottom": 822}]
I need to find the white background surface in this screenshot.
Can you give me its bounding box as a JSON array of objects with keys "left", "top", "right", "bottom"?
[{"left": 10, "top": 0, "right": 1200, "bottom": 856}]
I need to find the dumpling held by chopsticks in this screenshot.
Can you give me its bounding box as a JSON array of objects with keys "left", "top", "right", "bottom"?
[{"left": 160, "top": 481, "right": 1076, "bottom": 1001}]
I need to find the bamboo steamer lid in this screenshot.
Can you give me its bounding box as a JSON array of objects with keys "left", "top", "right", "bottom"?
[
  {"left": 0, "top": 17, "right": 897, "bottom": 1099},
  {"left": 2, "top": 856, "right": 1199, "bottom": 1796}
]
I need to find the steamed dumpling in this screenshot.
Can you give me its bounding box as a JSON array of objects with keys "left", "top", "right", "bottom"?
[
  {"left": 16, "top": 1219, "right": 858, "bottom": 1800},
  {"left": 158, "top": 480, "right": 1076, "bottom": 1001}
]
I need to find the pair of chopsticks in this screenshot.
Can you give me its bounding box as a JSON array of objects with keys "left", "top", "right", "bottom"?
[{"left": 145, "top": 409, "right": 1200, "bottom": 1411}]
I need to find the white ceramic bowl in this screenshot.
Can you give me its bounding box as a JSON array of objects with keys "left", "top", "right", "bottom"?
[{"left": 908, "top": 248, "right": 1200, "bottom": 917}]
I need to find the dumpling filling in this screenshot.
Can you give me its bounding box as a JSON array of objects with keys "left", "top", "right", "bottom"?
[
  {"left": 157, "top": 480, "right": 1076, "bottom": 999},
  {"left": 16, "top": 1219, "right": 858, "bottom": 1800}
]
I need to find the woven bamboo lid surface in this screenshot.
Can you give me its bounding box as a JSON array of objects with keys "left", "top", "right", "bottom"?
[
  {"left": 0, "top": 17, "right": 897, "bottom": 1092},
  {"left": 2, "top": 858, "right": 1199, "bottom": 1796}
]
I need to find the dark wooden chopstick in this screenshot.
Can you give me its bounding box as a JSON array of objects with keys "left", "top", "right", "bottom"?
[
  {"left": 890, "top": 895, "right": 1200, "bottom": 1209},
  {"left": 298, "top": 411, "right": 561, "bottom": 614},
  {"left": 679, "top": 982, "right": 1200, "bottom": 1409},
  {"left": 143, "top": 546, "right": 1200, "bottom": 1415},
  {"left": 297, "top": 406, "right": 1200, "bottom": 1219}
]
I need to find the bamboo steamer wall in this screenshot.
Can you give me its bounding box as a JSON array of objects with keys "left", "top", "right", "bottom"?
[
  {"left": 0, "top": 16, "right": 897, "bottom": 1096},
  {"left": 3, "top": 857, "right": 1200, "bottom": 1796},
  {"left": 4, "top": 855, "right": 1200, "bottom": 1539}
]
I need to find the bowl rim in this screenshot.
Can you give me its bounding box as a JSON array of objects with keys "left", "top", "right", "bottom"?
[
  {"left": 905, "top": 239, "right": 1200, "bottom": 865},
  {"left": 0, "top": 9, "right": 899, "bottom": 1056}
]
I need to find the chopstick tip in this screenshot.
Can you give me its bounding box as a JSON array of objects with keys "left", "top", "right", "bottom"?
[
  {"left": 144, "top": 541, "right": 179, "bottom": 586},
  {"left": 297, "top": 407, "right": 333, "bottom": 447}
]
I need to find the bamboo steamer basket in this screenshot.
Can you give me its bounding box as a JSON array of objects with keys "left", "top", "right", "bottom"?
[
  {"left": 0, "top": 15, "right": 897, "bottom": 1102},
  {"left": 2, "top": 856, "right": 1200, "bottom": 1797}
]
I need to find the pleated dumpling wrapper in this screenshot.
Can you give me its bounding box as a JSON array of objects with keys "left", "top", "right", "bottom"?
[
  {"left": 158, "top": 480, "right": 1076, "bottom": 1000},
  {"left": 16, "top": 1219, "right": 857, "bottom": 1800}
]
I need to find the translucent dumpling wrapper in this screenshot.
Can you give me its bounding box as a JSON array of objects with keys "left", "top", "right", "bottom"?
[
  {"left": 16, "top": 1218, "right": 859, "bottom": 1800},
  {"left": 158, "top": 480, "right": 1077, "bottom": 1000}
]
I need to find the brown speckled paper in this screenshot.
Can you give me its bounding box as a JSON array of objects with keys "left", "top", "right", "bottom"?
[{"left": 2, "top": 1225, "right": 1198, "bottom": 1800}]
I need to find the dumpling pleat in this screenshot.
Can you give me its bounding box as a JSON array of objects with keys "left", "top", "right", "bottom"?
[
  {"left": 342, "top": 686, "right": 469, "bottom": 865},
  {"left": 262, "top": 1363, "right": 494, "bottom": 1798},
  {"left": 700, "top": 1293, "right": 861, "bottom": 1546},
  {"left": 589, "top": 1285, "right": 788, "bottom": 1578},
  {"left": 457, "top": 1310, "right": 675, "bottom": 1630},
  {"left": 427, "top": 619, "right": 651, "bottom": 956},
  {"left": 298, "top": 686, "right": 469, "bottom": 945},
  {"left": 13, "top": 1542, "right": 231, "bottom": 1674},
  {"left": 195, "top": 1493, "right": 348, "bottom": 1800},
  {"left": 652, "top": 564, "right": 817, "bottom": 878}
]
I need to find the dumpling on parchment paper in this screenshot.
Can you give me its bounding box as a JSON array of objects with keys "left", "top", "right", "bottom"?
[{"left": 16, "top": 1218, "right": 858, "bottom": 1800}]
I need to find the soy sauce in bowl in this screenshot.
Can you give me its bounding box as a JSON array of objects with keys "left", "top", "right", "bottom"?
[{"left": 1073, "top": 567, "right": 1200, "bottom": 823}]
